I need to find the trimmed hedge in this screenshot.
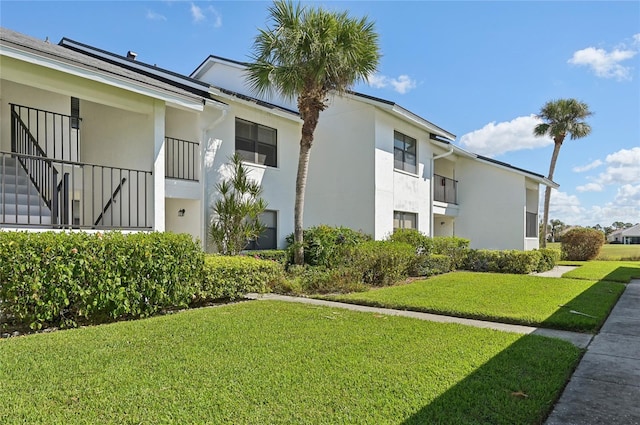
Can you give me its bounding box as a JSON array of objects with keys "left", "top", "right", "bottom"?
[
  {"left": 536, "top": 248, "right": 561, "bottom": 272},
  {"left": 464, "top": 249, "right": 543, "bottom": 274},
  {"left": 247, "top": 249, "right": 289, "bottom": 265},
  {"left": 410, "top": 254, "right": 452, "bottom": 277},
  {"left": 388, "top": 229, "right": 434, "bottom": 255},
  {"left": 199, "top": 255, "right": 284, "bottom": 301},
  {"left": 0, "top": 231, "right": 203, "bottom": 330}
]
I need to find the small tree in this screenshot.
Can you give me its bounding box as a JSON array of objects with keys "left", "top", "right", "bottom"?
[
  {"left": 561, "top": 227, "right": 604, "bottom": 261},
  {"left": 209, "top": 154, "right": 267, "bottom": 255}
]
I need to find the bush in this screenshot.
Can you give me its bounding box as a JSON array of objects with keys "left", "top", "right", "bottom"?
[
  {"left": 388, "top": 229, "right": 433, "bottom": 255},
  {"left": 247, "top": 249, "right": 289, "bottom": 265},
  {"left": 199, "top": 255, "right": 284, "bottom": 301},
  {"left": 347, "top": 241, "right": 414, "bottom": 286},
  {"left": 463, "top": 249, "right": 542, "bottom": 274},
  {"left": 282, "top": 265, "right": 367, "bottom": 294},
  {"left": 0, "top": 231, "right": 204, "bottom": 330},
  {"left": 432, "top": 236, "right": 470, "bottom": 270},
  {"left": 410, "top": 254, "right": 451, "bottom": 277},
  {"left": 561, "top": 228, "right": 605, "bottom": 261},
  {"left": 536, "top": 248, "right": 561, "bottom": 272},
  {"left": 285, "top": 225, "right": 371, "bottom": 267}
]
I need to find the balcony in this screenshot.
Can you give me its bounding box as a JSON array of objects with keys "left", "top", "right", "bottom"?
[
  {"left": 165, "top": 137, "right": 199, "bottom": 181},
  {"left": 434, "top": 174, "right": 457, "bottom": 204}
]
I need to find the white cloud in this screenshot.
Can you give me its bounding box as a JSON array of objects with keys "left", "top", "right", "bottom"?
[
  {"left": 615, "top": 184, "right": 640, "bottom": 206},
  {"left": 568, "top": 34, "right": 640, "bottom": 81},
  {"left": 367, "top": 74, "right": 417, "bottom": 94},
  {"left": 458, "top": 115, "right": 551, "bottom": 157},
  {"left": 596, "top": 147, "right": 640, "bottom": 186},
  {"left": 572, "top": 159, "right": 602, "bottom": 173},
  {"left": 543, "top": 189, "right": 640, "bottom": 227},
  {"left": 190, "top": 3, "right": 222, "bottom": 27},
  {"left": 576, "top": 183, "right": 603, "bottom": 192},
  {"left": 190, "top": 3, "right": 205, "bottom": 22},
  {"left": 146, "top": 10, "right": 167, "bottom": 21}
]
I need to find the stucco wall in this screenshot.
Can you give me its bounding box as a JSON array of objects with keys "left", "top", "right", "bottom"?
[
  {"left": 165, "top": 198, "right": 202, "bottom": 242},
  {"left": 455, "top": 158, "right": 527, "bottom": 250}
]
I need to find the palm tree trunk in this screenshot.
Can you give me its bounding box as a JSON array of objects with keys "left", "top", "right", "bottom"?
[
  {"left": 542, "top": 140, "right": 563, "bottom": 248},
  {"left": 294, "top": 142, "right": 311, "bottom": 264}
]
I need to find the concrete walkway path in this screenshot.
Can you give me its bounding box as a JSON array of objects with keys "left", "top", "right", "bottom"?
[
  {"left": 246, "top": 293, "right": 593, "bottom": 349},
  {"left": 545, "top": 279, "right": 640, "bottom": 424}
]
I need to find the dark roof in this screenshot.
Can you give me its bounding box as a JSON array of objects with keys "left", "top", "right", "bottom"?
[
  {"left": 477, "top": 155, "right": 546, "bottom": 179},
  {"left": 58, "top": 37, "right": 215, "bottom": 99},
  {"left": 0, "top": 27, "right": 207, "bottom": 104},
  {"left": 214, "top": 86, "right": 299, "bottom": 116}
]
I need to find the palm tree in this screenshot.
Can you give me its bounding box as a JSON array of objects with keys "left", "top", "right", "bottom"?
[
  {"left": 246, "top": 0, "right": 380, "bottom": 264},
  {"left": 534, "top": 99, "right": 592, "bottom": 247}
]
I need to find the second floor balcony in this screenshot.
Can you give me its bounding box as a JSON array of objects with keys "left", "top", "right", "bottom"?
[{"left": 434, "top": 174, "right": 457, "bottom": 204}]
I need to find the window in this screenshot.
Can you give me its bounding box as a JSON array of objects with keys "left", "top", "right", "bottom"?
[
  {"left": 71, "top": 97, "right": 80, "bottom": 129},
  {"left": 394, "top": 211, "right": 417, "bottom": 230},
  {"left": 526, "top": 212, "right": 537, "bottom": 238},
  {"left": 246, "top": 210, "right": 277, "bottom": 250},
  {"left": 394, "top": 131, "right": 416, "bottom": 173},
  {"left": 236, "top": 118, "right": 277, "bottom": 167}
]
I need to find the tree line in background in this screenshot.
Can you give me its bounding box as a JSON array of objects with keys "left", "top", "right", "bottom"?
[{"left": 540, "top": 219, "right": 638, "bottom": 243}]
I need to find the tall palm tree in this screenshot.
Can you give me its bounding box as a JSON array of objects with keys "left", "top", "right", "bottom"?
[
  {"left": 246, "top": 0, "right": 380, "bottom": 264},
  {"left": 534, "top": 98, "right": 592, "bottom": 247}
]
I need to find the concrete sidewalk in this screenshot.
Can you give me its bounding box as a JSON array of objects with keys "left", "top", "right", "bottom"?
[
  {"left": 246, "top": 293, "right": 593, "bottom": 349},
  {"left": 545, "top": 279, "right": 640, "bottom": 425}
]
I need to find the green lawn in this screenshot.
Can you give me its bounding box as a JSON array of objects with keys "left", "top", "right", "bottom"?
[
  {"left": 0, "top": 301, "right": 581, "bottom": 425},
  {"left": 323, "top": 272, "right": 624, "bottom": 332},
  {"left": 560, "top": 261, "right": 640, "bottom": 282}
]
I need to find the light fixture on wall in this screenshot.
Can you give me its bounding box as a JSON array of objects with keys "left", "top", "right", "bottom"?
[
  {"left": 440, "top": 221, "right": 445, "bottom": 225},
  {"left": 178, "top": 209, "right": 186, "bottom": 217}
]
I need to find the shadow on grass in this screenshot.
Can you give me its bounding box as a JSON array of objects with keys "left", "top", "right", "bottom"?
[
  {"left": 402, "top": 334, "right": 582, "bottom": 425},
  {"left": 602, "top": 266, "right": 640, "bottom": 283}
]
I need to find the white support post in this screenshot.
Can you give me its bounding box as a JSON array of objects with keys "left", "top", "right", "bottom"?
[{"left": 153, "top": 100, "right": 166, "bottom": 231}]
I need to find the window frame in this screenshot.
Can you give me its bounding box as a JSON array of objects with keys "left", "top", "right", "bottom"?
[
  {"left": 245, "top": 210, "right": 278, "bottom": 250},
  {"left": 393, "top": 210, "right": 417, "bottom": 230},
  {"left": 394, "top": 131, "right": 417, "bottom": 174},
  {"left": 235, "top": 118, "right": 278, "bottom": 168}
]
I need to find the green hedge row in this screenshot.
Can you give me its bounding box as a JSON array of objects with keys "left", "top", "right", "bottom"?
[
  {"left": 198, "top": 255, "right": 284, "bottom": 301},
  {"left": 463, "top": 248, "right": 560, "bottom": 274},
  {"left": 0, "top": 231, "right": 203, "bottom": 330}
]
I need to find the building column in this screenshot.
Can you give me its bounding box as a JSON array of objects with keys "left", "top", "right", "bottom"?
[{"left": 153, "top": 100, "right": 165, "bottom": 231}]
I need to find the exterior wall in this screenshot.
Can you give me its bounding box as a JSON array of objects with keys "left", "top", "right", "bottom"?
[
  {"left": 374, "top": 108, "right": 433, "bottom": 239},
  {"left": 165, "top": 198, "right": 201, "bottom": 242},
  {"left": 203, "top": 99, "right": 300, "bottom": 251},
  {"left": 303, "top": 95, "right": 376, "bottom": 236},
  {"left": 455, "top": 157, "right": 527, "bottom": 250}
]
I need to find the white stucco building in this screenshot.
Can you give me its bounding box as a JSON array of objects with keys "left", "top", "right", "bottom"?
[{"left": 1, "top": 27, "right": 557, "bottom": 251}]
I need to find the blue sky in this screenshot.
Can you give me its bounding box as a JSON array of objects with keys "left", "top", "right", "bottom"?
[{"left": 2, "top": 1, "right": 639, "bottom": 227}]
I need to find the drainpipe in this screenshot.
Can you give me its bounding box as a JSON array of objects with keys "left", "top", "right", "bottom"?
[
  {"left": 429, "top": 147, "right": 454, "bottom": 237},
  {"left": 200, "top": 106, "right": 229, "bottom": 250}
]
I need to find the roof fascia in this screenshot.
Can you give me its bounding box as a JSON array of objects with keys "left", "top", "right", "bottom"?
[
  {"left": 209, "top": 87, "right": 301, "bottom": 122},
  {"left": 2, "top": 43, "right": 204, "bottom": 111}
]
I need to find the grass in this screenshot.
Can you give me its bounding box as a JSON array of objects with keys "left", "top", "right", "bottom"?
[
  {"left": 322, "top": 272, "right": 625, "bottom": 332},
  {"left": 0, "top": 300, "right": 582, "bottom": 425},
  {"left": 547, "top": 242, "right": 640, "bottom": 260},
  {"left": 560, "top": 260, "right": 640, "bottom": 283}
]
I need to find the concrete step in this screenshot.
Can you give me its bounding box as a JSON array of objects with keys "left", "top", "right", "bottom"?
[
  {"left": 0, "top": 192, "right": 47, "bottom": 206},
  {"left": 0, "top": 203, "right": 51, "bottom": 217},
  {"left": 0, "top": 214, "right": 52, "bottom": 225}
]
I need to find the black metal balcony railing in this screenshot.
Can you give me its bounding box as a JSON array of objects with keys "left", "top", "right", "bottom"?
[
  {"left": 10, "top": 103, "right": 80, "bottom": 162},
  {"left": 0, "top": 151, "right": 152, "bottom": 229},
  {"left": 165, "top": 137, "right": 199, "bottom": 181},
  {"left": 434, "top": 174, "right": 458, "bottom": 204}
]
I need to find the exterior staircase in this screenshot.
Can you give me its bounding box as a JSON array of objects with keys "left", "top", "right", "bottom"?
[{"left": 0, "top": 156, "right": 52, "bottom": 225}]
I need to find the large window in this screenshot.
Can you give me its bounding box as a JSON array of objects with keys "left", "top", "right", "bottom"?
[
  {"left": 246, "top": 210, "right": 277, "bottom": 250},
  {"left": 394, "top": 211, "right": 417, "bottom": 230},
  {"left": 394, "top": 131, "right": 417, "bottom": 174},
  {"left": 236, "top": 118, "right": 277, "bottom": 167}
]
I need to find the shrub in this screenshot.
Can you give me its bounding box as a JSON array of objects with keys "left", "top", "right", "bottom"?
[
  {"left": 561, "top": 228, "right": 605, "bottom": 261},
  {"left": 199, "top": 255, "right": 284, "bottom": 301},
  {"left": 283, "top": 265, "right": 367, "bottom": 294},
  {"left": 0, "top": 231, "right": 203, "bottom": 330},
  {"left": 536, "top": 248, "right": 561, "bottom": 272},
  {"left": 388, "top": 229, "right": 433, "bottom": 255},
  {"left": 347, "top": 241, "right": 414, "bottom": 286},
  {"left": 432, "top": 236, "right": 470, "bottom": 270},
  {"left": 285, "top": 225, "right": 371, "bottom": 267},
  {"left": 247, "top": 249, "right": 289, "bottom": 265},
  {"left": 410, "top": 254, "right": 451, "bottom": 277},
  {"left": 463, "top": 249, "right": 542, "bottom": 274}
]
